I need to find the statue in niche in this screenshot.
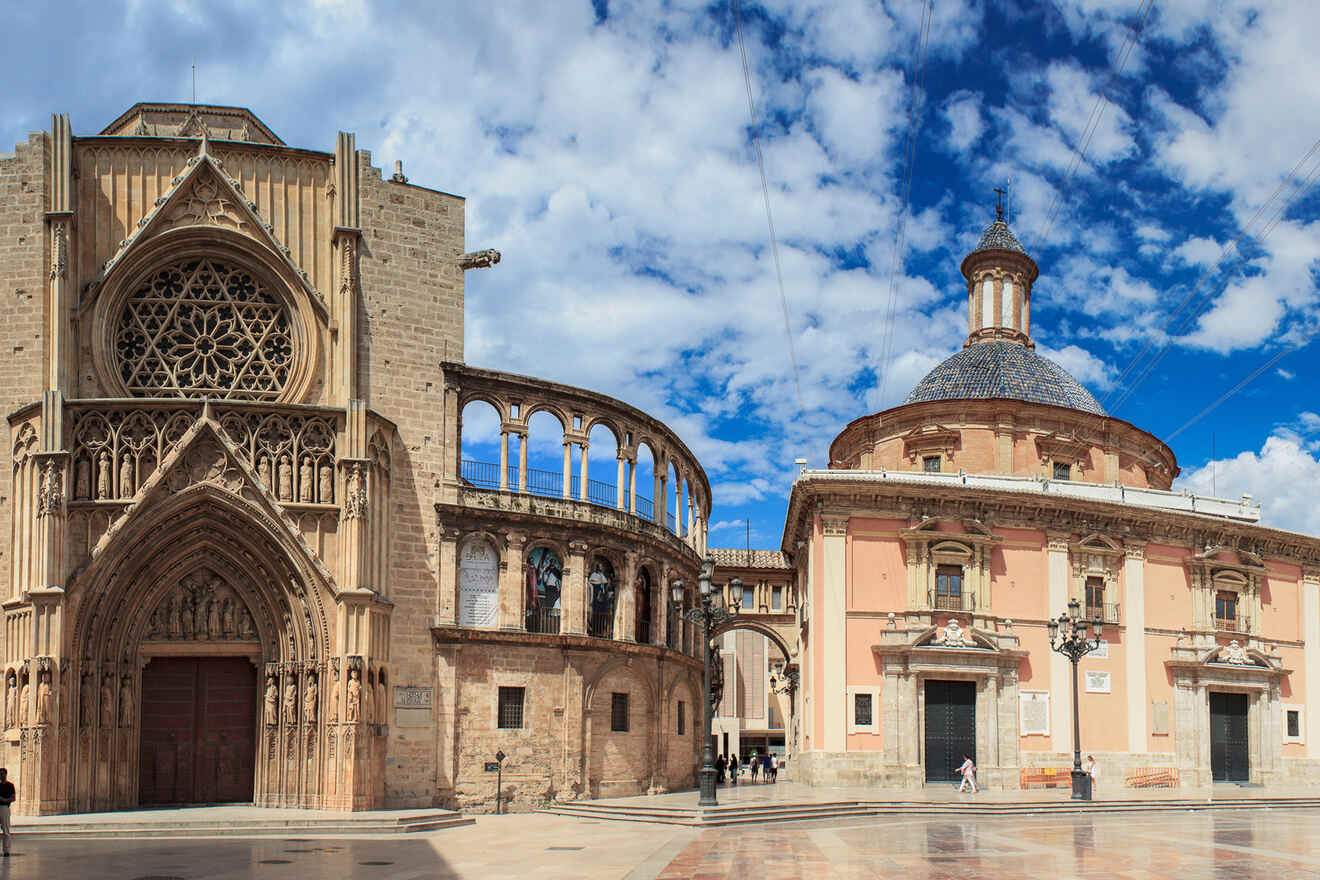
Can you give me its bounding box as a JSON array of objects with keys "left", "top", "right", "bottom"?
[
  {"left": 119, "top": 453, "right": 134, "bottom": 498},
  {"left": 146, "top": 608, "right": 161, "bottom": 639},
  {"left": 75, "top": 458, "right": 89, "bottom": 501},
  {"left": 80, "top": 670, "right": 94, "bottom": 726},
  {"left": 299, "top": 457, "right": 313, "bottom": 502},
  {"left": 17, "top": 673, "right": 29, "bottom": 727},
  {"left": 239, "top": 607, "right": 255, "bottom": 639},
  {"left": 193, "top": 591, "right": 207, "bottom": 639},
  {"left": 1223, "top": 640, "right": 1249, "bottom": 664},
  {"left": 318, "top": 464, "right": 333, "bottom": 504},
  {"left": 277, "top": 456, "right": 292, "bottom": 501},
  {"left": 222, "top": 598, "right": 235, "bottom": 638},
  {"left": 36, "top": 668, "right": 53, "bottom": 725},
  {"left": 376, "top": 676, "right": 387, "bottom": 725},
  {"left": 328, "top": 667, "right": 340, "bottom": 723},
  {"left": 180, "top": 595, "right": 194, "bottom": 639},
  {"left": 264, "top": 672, "right": 279, "bottom": 726},
  {"left": 4, "top": 671, "right": 15, "bottom": 729},
  {"left": 303, "top": 672, "right": 318, "bottom": 723},
  {"left": 345, "top": 464, "right": 366, "bottom": 518},
  {"left": 207, "top": 596, "right": 221, "bottom": 640},
  {"left": 96, "top": 451, "right": 111, "bottom": 500},
  {"left": 119, "top": 675, "right": 134, "bottom": 728},
  {"left": 100, "top": 673, "right": 114, "bottom": 727},
  {"left": 345, "top": 667, "right": 362, "bottom": 722},
  {"left": 283, "top": 676, "right": 298, "bottom": 727},
  {"left": 259, "top": 455, "right": 272, "bottom": 492}
]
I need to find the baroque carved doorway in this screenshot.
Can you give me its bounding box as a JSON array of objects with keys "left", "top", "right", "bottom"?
[{"left": 139, "top": 657, "right": 257, "bottom": 805}]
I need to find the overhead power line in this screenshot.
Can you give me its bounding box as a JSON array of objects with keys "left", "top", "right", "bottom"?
[
  {"left": 1032, "top": 0, "right": 1156, "bottom": 254},
  {"left": 732, "top": 0, "right": 806, "bottom": 419},
  {"left": 876, "top": 0, "right": 933, "bottom": 404}
]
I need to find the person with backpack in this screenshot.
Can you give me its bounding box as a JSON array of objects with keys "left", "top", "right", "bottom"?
[{"left": 749, "top": 750, "right": 760, "bottom": 782}]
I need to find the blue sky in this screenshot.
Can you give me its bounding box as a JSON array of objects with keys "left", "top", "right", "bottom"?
[{"left": 4, "top": 0, "right": 1320, "bottom": 545}]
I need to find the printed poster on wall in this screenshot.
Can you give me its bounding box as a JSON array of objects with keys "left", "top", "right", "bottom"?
[{"left": 1020, "top": 691, "right": 1050, "bottom": 735}]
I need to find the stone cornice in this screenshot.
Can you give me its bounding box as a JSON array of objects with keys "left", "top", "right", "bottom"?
[
  {"left": 429, "top": 624, "right": 703, "bottom": 671},
  {"left": 780, "top": 472, "right": 1320, "bottom": 567}
]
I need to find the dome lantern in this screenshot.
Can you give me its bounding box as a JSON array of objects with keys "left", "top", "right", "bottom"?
[{"left": 960, "top": 193, "right": 1039, "bottom": 348}]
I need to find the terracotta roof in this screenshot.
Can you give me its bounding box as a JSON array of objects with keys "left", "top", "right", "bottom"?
[{"left": 708, "top": 547, "right": 793, "bottom": 569}]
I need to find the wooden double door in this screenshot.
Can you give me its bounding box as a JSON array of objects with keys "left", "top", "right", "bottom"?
[
  {"left": 1210, "top": 692, "right": 1250, "bottom": 783},
  {"left": 139, "top": 657, "right": 257, "bottom": 805}
]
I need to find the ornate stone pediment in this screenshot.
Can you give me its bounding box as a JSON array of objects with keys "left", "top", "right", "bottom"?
[
  {"left": 901, "top": 424, "right": 960, "bottom": 463},
  {"left": 144, "top": 569, "right": 259, "bottom": 643},
  {"left": 912, "top": 620, "right": 995, "bottom": 650},
  {"left": 1035, "top": 430, "right": 1090, "bottom": 466}
]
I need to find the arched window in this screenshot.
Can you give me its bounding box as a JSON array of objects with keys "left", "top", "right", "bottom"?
[
  {"left": 980, "top": 278, "right": 994, "bottom": 329},
  {"left": 1001, "top": 278, "right": 1015, "bottom": 328},
  {"left": 457, "top": 538, "right": 499, "bottom": 628},
  {"left": 588, "top": 556, "right": 616, "bottom": 639},
  {"left": 524, "top": 547, "right": 563, "bottom": 634}
]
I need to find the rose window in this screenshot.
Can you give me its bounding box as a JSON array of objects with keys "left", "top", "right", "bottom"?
[{"left": 116, "top": 259, "right": 294, "bottom": 400}]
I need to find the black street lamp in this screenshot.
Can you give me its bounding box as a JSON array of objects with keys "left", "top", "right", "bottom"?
[
  {"left": 671, "top": 556, "right": 741, "bottom": 807},
  {"left": 1048, "top": 598, "right": 1103, "bottom": 801}
]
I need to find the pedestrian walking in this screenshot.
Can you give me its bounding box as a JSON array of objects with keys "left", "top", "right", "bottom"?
[
  {"left": 729, "top": 753, "right": 739, "bottom": 786},
  {"left": 750, "top": 751, "right": 760, "bottom": 782},
  {"left": 715, "top": 753, "right": 727, "bottom": 784},
  {"left": 763, "top": 752, "right": 774, "bottom": 782},
  {"left": 768, "top": 753, "right": 778, "bottom": 782},
  {"left": 0, "top": 766, "right": 14, "bottom": 855},
  {"left": 1084, "top": 754, "right": 1099, "bottom": 793},
  {"left": 955, "top": 754, "right": 978, "bottom": 793}
]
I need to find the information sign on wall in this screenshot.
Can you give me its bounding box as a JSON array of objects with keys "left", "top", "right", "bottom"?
[
  {"left": 1084, "top": 671, "right": 1111, "bottom": 693},
  {"left": 1020, "top": 690, "right": 1050, "bottom": 735}
]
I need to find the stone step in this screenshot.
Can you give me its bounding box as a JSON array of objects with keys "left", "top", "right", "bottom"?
[
  {"left": 540, "top": 797, "right": 1320, "bottom": 827},
  {"left": 10, "top": 810, "right": 473, "bottom": 839}
]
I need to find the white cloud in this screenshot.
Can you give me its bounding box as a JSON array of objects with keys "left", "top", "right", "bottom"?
[
  {"left": 1039, "top": 343, "right": 1116, "bottom": 391},
  {"left": 940, "top": 90, "right": 984, "bottom": 154},
  {"left": 1178, "top": 428, "right": 1320, "bottom": 536},
  {"left": 1173, "top": 236, "right": 1223, "bottom": 267}
]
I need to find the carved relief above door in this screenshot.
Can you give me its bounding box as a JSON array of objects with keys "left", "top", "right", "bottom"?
[{"left": 144, "top": 569, "right": 259, "bottom": 643}]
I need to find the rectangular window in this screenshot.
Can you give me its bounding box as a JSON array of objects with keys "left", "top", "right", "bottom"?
[
  {"left": 854, "top": 692, "right": 873, "bottom": 727},
  {"left": 1216, "top": 591, "right": 1237, "bottom": 622},
  {"left": 1085, "top": 575, "right": 1105, "bottom": 620},
  {"left": 742, "top": 588, "right": 754, "bottom": 610},
  {"left": 771, "top": 586, "right": 783, "bottom": 611},
  {"left": 677, "top": 700, "right": 686, "bottom": 735},
  {"left": 611, "top": 692, "right": 630, "bottom": 732},
  {"left": 923, "top": 455, "right": 942, "bottom": 473},
  {"left": 935, "top": 565, "right": 963, "bottom": 597},
  {"left": 1288, "top": 709, "right": 1301, "bottom": 739},
  {"left": 497, "top": 686, "right": 524, "bottom": 729},
  {"left": 1053, "top": 461, "right": 1071, "bottom": 480}
]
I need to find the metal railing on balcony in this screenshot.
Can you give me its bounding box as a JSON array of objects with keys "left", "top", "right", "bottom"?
[
  {"left": 1085, "top": 603, "right": 1121, "bottom": 624},
  {"left": 930, "top": 590, "right": 976, "bottom": 612},
  {"left": 460, "top": 459, "right": 659, "bottom": 522},
  {"left": 588, "top": 609, "right": 614, "bottom": 640},
  {"left": 666, "top": 611, "right": 679, "bottom": 649},
  {"left": 636, "top": 610, "right": 653, "bottom": 645},
  {"left": 1215, "top": 615, "right": 1249, "bottom": 633},
  {"left": 525, "top": 608, "right": 561, "bottom": 635}
]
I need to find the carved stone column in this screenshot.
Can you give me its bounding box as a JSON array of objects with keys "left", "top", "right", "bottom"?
[
  {"left": 562, "top": 541, "right": 589, "bottom": 636},
  {"left": 498, "top": 532, "right": 527, "bottom": 631},
  {"left": 617, "top": 551, "right": 638, "bottom": 643}
]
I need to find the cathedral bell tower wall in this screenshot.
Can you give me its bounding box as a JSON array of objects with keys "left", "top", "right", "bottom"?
[
  {"left": 0, "top": 130, "right": 51, "bottom": 603},
  {"left": 354, "top": 149, "right": 466, "bottom": 807}
]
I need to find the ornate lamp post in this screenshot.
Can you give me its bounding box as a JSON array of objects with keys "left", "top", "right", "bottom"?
[
  {"left": 671, "top": 556, "right": 741, "bottom": 807},
  {"left": 1048, "top": 598, "right": 1103, "bottom": 801}
]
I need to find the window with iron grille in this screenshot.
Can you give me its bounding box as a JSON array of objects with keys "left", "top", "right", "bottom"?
[
  {"left": 611, "top": 692, "right": 630, "bottom": 732},
  {"left": 497, "top": 686, "right": 524, "bottom": 729},
  {"left": 1288, "top": 709, "right": 1301, "bottom": 738},
  {"left": 854, "top": 692, "right": 873, "bottom": 727},
  {"left": 936, "top": 565, "right": 963, "bottom": 597},
  {"left": 1053, "top": 461, "right": 1071, "bottom": 480},
  {"left": 923, "top": 455, "right": 941, "bottom": 473},
  {"left": 677, "top": 700, "right": 686, "bottom": 735}
]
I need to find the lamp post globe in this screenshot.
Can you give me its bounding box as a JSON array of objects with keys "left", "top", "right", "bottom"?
[
  {"left": 1049, "top": 604, "right": 1103, "bottom": 801},
  {"left": 673, "top": 563, "right": 738, "bottom": 808}
]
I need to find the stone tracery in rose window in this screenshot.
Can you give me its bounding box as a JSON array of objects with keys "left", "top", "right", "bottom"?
[{"left": 115, "top": 258, "right": 293, "bottom": 400}]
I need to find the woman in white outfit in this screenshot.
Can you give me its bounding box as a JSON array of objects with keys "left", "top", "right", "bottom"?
[{"left": 955, "top": 755, "right": 978, "bottom": 793}]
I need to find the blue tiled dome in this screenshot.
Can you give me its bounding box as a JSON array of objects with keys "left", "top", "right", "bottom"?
[
  {"left": 972, "top": 219, "right": 1026, "bottom": 255},
  {"left": 904, "top": 341, "right": 1106, "bottom": 415}
]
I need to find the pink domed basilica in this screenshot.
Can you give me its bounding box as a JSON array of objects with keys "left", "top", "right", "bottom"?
[{"left": 777, "top": 205, "right": 1316, "bottom": 791}]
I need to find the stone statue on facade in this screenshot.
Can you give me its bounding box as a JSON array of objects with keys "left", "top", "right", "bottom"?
[
  {"left": 346, "top": 667, "right": 362, "bottom": 722},
  {"left": 75, "top": 457, "right": 90, "bottom": 501},
  {"left": 328, "top": 667, "right": 340, "bottom": 723},
  {"left": 299, "top": 457, "right": 313, "bottom": 502},
  {"left": 222, "top": 597, "right": 235, "bottom": 638},
  {"left": 277, "top": 455, "right": 292, "bottom": 501},
  {"left": 259, "top": 455, "right": 272, "bottom": 492},
  {"left": 1223, "top": 640, "right": 1249, "bottom": 665},
  {"left": 264, "top": 673, "right": 279, "bottom": 726},
  {"left": 100, "top": 673, "right": 115, "bottom": 727},
  {"left": 303, "top": 672, "right": 318, "bottom": 723},
  {"left": 36, "top": 668, "right": 53, "bottom": 725},
  {"left": 119, "top": 453, "right": 134, "bottom": 498},
  {"left": 119, "top": 674, "right": 134, "bottom": 728},
  {"left": 283, "top": 677, "right": 298, "bottom": 727},
  {"left": 375, "top": 676, "right": 387, "bottom": 726},
  {"left": 17, "top": 672, "right": 29, "bottom": 727},
  {"left": 239, "top": 607, "right": 256, "bottom": 639},
  {"left": 207, "top": 597, "right": 221, "bottom": 639},
  {"left": 319, "top": 463, "right": 333, "bottom": 504},
  {"left": 96, "top": 451, "right": 111, "bottom": 500},
  {"left": 4, "top": 671, "right": 15, "bottom": 730}
]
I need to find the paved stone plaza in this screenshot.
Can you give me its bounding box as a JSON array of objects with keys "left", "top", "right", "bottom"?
[{"left": 1, "top": 806, "right": 1320, "bottom": 878}]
